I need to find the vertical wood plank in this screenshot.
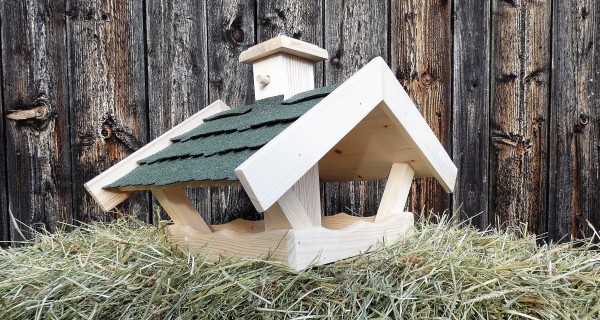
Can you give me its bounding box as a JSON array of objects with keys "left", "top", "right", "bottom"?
[
  {"left": 207, "top": 0, "right": 258, "bottom": 223},
  {"left": 453, "top": 0, "right": 491, "bottom": 228},
  {"left": 490, "top": 0, "right": 550, "bottom": 234},
  {"left": 145, "top": 1, "right": 211, "bottom": 222},
  {"left": 0, "top": 35, "right": 6, "bottom": 243},
  {"left": 391, "top": 0, "right": 452, "bottom": 216},
  {"left": 323, "top": 0, "right": 388, "bottom": 217},
  {"left": 1, "top": 0, "right": 72, "bottom": 241},
  {"left": 67, "top": 0, "right": 149, "bottom": 223},
  {"left": 549, "top": 0, "right": 600, "bottom": 240},
  {"left": 256, "top": 0, "right": 324, "bottom": 87}
]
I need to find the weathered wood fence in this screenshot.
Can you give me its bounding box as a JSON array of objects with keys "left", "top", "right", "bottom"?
[{"left": 0, "top": 0, "right": 598, "bottom": 243}]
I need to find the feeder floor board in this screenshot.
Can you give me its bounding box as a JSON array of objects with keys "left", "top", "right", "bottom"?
[{"left": 166, "top": 212, "right": 414, "bottom": 270}]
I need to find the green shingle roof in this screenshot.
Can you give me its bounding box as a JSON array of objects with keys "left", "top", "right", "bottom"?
[{"left": 104, "top": 84, "right": 339, "bottom": 189}]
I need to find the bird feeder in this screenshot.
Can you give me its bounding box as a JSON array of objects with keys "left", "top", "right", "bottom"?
[{"left": 85, "top": 35, "right": 457, "bottom": 270}]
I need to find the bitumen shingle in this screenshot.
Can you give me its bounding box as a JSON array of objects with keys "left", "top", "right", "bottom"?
[{"left": 104, "top": 84, "right": 339, "bottom": 188}]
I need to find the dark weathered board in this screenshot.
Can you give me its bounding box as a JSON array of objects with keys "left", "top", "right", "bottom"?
[
  {"left": 256, "top": 0, "right": 324, "bottom": 88},
  {"left": 490, "top": 0, "right": 550, "bottom": 234},
  {"left": 1, "top": 1, "right": 72, "bottom": 241},
  {"left": 145, "top": 1, "right": 211, "bottom": 223},
  {"left": 324, "top": 0, "right": 388, "bottom": 216},
  {"left": 452, "top": 0, "right": 491, "bottom": 228},
  {"left": 206, "top": 0, "right": 258, "bottom": 223},
  {"left": 391, "top": 0, "right": 452, "bottom": 216},
  {"left": 0, "top": 46, "right": 6, "bottom": 243},
  {"left": 549, "top": 0, "right": 600, "bottom": 240},
  {"left": 66, "top": 1, "right": 149, "bottom": 223}
]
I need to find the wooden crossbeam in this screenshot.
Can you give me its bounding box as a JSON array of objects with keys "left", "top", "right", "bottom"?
[
  {"left": 264, "top": 188, "right": 313, "bottom": 230},
  {"left": 375, "top": 163, "right": 415, "bottom": 222},
  {"left": 152, "top": 188, "right": 212, "bottom": 234}
]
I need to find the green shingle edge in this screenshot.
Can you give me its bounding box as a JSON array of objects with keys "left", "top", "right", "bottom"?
[{"left": 282, "top": 83, "right": 340, "bottom": 105}]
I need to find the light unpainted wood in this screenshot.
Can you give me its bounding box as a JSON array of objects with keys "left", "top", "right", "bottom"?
[
  {"left": 321, "top": 213, "right": 375, "bottom": 229},
  {"left": 239, "top": 35, "right": 328, "bottom": 64},
  {"left": 375, "top": 163, "right": 415, "bottom": 222},
  {"left": 288, "top": 212, "right": 414, "bottom": 270},
  {"left": 152, "top": 188, "right": 212, "bottom": 234},
  {"left": 167, "top": 224, "right": 290, "bottom": 262},
  {"left": 85, "top": 100, "right": 230, "bottom": 211},
  {"left": 318, "top": 105, "right": 438, "bottom": 181},
  {"left": 236, "top": 57, "right": 386, "bottom": 212},
  {"left": 264, "top": 204, "right": 292, "bottom": 230},
  {"left": 292, "top": 164, "right": 321, "bottom": 226},
  {"left": 380, "top": 62, "right": 457, "bottom": 192},
  {"left": 210, "top": 218, "right": 265, "bottom": 233},
  {"left": 264, "top": 189, "right": 313, "bottom": 230},
  {"left": 206, "top": 213, "right": 376, "bottom": 233},
  {"left": 115, "top": 179, "right": 240, "bottom": 192},
  {"left": 167, "top": 212, "right": 413, "bottom": 271},
  {"left": 251, "top": 53, "right": 316, "bottom": 99}
]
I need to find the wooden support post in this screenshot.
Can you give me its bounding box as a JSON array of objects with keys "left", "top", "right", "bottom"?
[
  {"left": 152, "top": 188, "right": 212, "bottom": 234},
  {"left": 292, "top": 164, "right": 321, "bottom": 226},
  {"left": 375, "top": 163, "right": 415, "bottom": 222},
  {"left": 264, "top": 189, "right": 313, "bottom": 230}
]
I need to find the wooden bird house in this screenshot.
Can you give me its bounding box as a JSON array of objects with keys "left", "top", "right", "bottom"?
[{"left": 85, "top": 35, "right": 457, "bottom": 270}]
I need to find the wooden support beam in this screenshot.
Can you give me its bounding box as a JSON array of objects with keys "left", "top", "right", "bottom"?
[
  {"left": 152, "top": 188, "right": 212, "bottom": 234},
  {"left": 85, "top": 100, "right": 230, "bottom": 211},
  {"left": 375, "top": 163, "right": 415, "bottom": 222},
  {"left": 264, "top": 189, "right": 313, "bottom": 230},
  {"left": 292, "top": 164, "right": 321, "bottom": 226}
]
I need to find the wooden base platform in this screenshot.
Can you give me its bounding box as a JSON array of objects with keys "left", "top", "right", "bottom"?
[{"left": 166, "top": 212, "right": 414, "bottom": 270}]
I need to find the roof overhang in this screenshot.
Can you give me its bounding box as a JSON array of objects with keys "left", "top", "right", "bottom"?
[{"left": 235, "top": 57, "right": 457, "bottom": 212}]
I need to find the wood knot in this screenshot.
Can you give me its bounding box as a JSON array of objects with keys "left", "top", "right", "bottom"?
[
  {"left": 579, "top": 113, "right": 589, "bottom": 126},
  {"left": 421, "top": 73, "right": 433, "bottom": 86},
  {"left": 230, "top": 28, "right": 245, "bottom": 43}
]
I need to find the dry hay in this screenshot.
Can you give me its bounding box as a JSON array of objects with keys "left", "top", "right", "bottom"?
[{"left": 0, "top": 214, "right": 599, "bottom": 319}]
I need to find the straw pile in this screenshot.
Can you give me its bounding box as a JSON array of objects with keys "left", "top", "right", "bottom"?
[{"left": 1, "top": 215, "right": 599, "bottom": 319}]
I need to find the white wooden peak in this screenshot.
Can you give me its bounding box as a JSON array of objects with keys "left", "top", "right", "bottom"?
[{"left": 240, "top": 35, "right": 328, "bottom": 100}]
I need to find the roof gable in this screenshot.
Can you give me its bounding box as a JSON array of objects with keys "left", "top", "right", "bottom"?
[{"left": 235, "top": 57, "right": 457, "bottom": 212}]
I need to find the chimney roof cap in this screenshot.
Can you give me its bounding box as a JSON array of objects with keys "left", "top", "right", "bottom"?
[{"left": 240, "top": 35, "right": 328, "bottom": 64}]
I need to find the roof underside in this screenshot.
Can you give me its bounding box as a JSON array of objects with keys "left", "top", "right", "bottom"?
[{"left": 104, "top": 85, "right": 338, "bottom": 189}]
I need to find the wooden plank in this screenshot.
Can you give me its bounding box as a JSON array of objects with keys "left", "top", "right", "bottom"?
[
  {"left": 288, "top": 212, "right": 414, "bottom": 270},
  {"left": 167, "top": 224, "right": 290, "bottom": 262},
  {"left": 324, "top": 0, "right": 388, "bottom": 217},
  {"left": 265, "top": 189, "right": 313, "bottom": 230},
  {"left": 1, "top": 0, "right": 72, "bottom": 241},
  {"left": 391, "top": 0, "right": 452, "bottom": 215},
  {"left": 236, "top": 58, "right": 385, "bottom": 212},
  {"left": 0, "top": 55, "right": 6, "bottom": 244},
  {"left": 490, "top": 0, "right": 550, "bottom": 234},
  {"left": 256, "top": 0, "right": 324, "bottom": 87},
  {"left": 549, "top": 0, "right": 600, "bottom": 240},
  {"left": 67, "top": 1, "right": 149, "bottom": 222},
  {"left": 239, "top": 35, "right": 328, "bottom": 63},
  {"left": 453, "top": 0, "right": 491, "bottom": 228},
  {"left": 292, "top": 165, "right": 321, "bottom": 226},
  {"left": 375, "top": 164, "right": 415, "bottom": 222},
  {"left": 206, "top": 0, "right": 258, "bottom": 224},
  {"left": 85, "top": 100, "right": 229, "bottom": 211},
  {"left": 145, "top": 0, "right": 211, "bottom": 222},
  {"left": 152, "top": 188, "right": 211, "bottom": 233}
]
